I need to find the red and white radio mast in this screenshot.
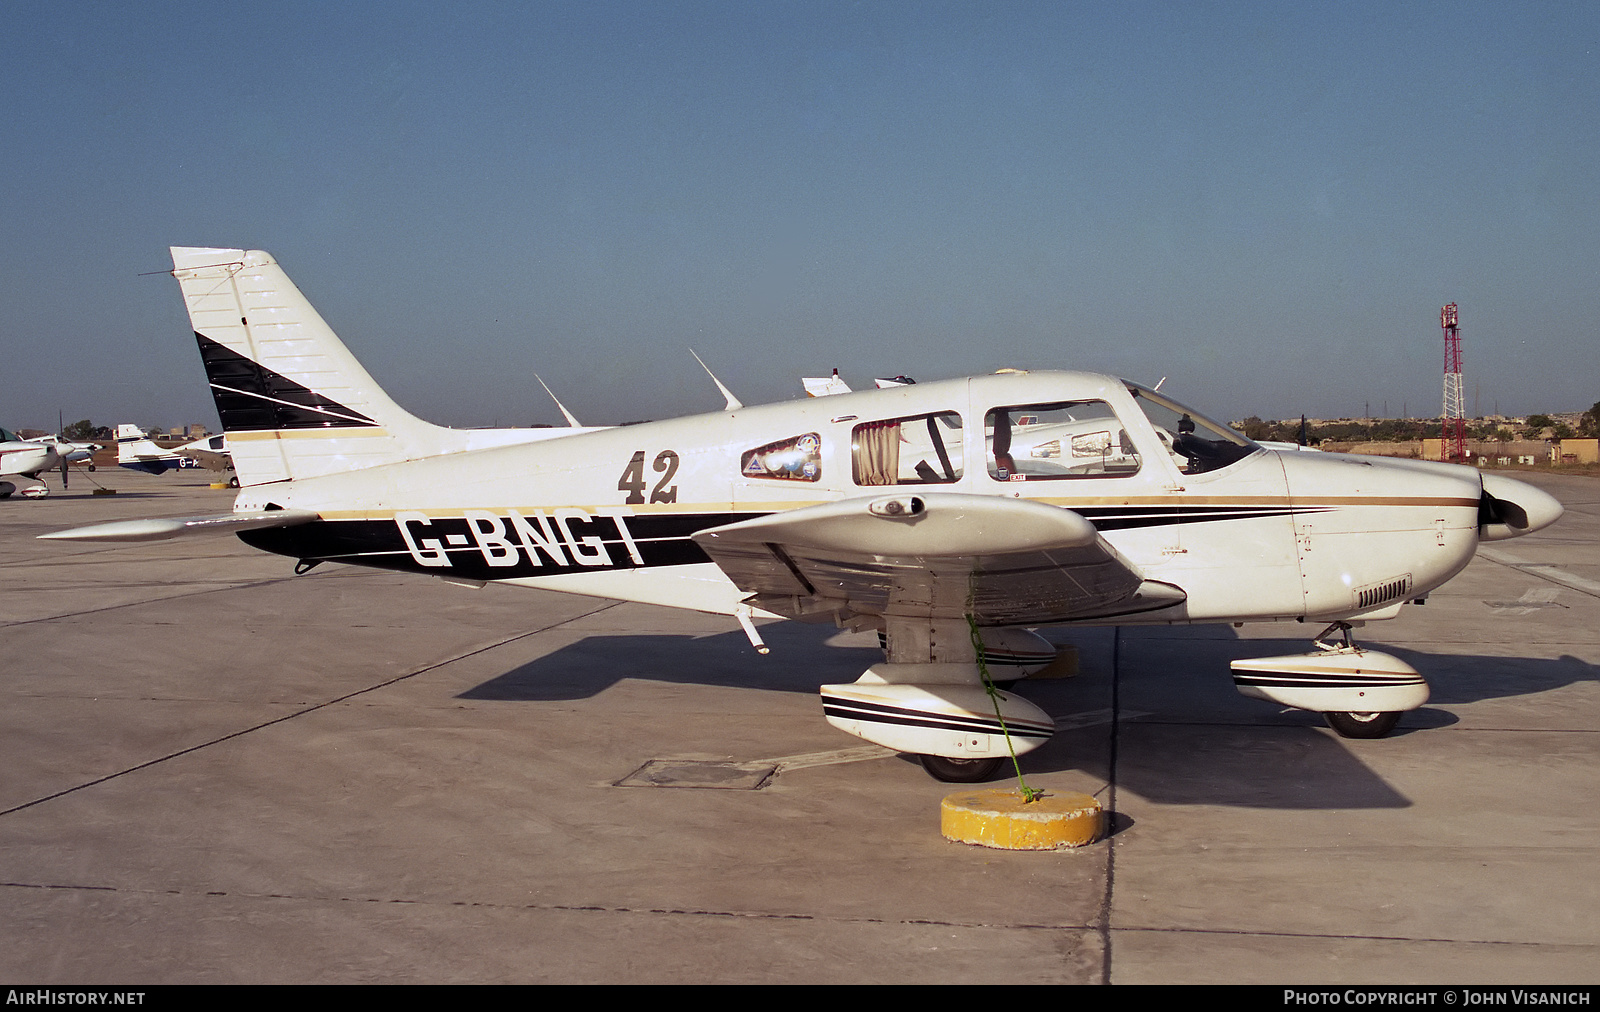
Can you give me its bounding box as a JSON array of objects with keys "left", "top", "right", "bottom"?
[{"left": 1440, "top": 304, "right": 1466, "bottom": 461}]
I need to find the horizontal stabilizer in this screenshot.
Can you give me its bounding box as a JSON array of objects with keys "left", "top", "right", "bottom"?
[{"left": 39, "top": 509, "right": 320, "bottom": 543}]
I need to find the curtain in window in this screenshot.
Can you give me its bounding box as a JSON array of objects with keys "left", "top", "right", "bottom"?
[{"left": 853, "top": 420, "right": 901, "bottom": 485}]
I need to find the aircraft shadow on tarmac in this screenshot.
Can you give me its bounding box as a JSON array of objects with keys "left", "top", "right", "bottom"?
[
  {"left": 457, "top": 622, "right": 1595, "bottom": 811},
  {"left": 458, "top": 621, "right": 872, "bottom": 701}
]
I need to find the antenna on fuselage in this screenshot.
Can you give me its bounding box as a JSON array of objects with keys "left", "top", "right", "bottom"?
[
  {"left": 1153, "top": 376, "right": 1168, "bottom": 391},
  {"left": 689, "top": 348, "right": 743, "bottom": 411},
  {"left": 533, "top": 373, "right": 582, "bottom": 427}
]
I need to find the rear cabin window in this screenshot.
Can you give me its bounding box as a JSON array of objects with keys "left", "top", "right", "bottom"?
[
  {"left": 741, "top": 433, "right": 822, "bottom": 481},
  {"left": 986, "top": 400, "right": 1141, "bottom": 480},
  {"left": 852, "top": 412, "right": 964, "bottom": 485}
]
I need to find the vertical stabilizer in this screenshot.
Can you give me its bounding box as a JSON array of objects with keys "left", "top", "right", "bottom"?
[
  {"left": 115, "top": 424, "right": 182, "bottom": 474},
  {"left": 172, "top": 247, "right": 455, "bottom": 486}
]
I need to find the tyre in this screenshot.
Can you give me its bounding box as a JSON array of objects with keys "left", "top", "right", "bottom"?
[
  {"left": 1323, "top": 711, "right": 1401, "bottom": 739},
  {"left": 919, "top": 754, "right": 1005, "bottom": 783}
]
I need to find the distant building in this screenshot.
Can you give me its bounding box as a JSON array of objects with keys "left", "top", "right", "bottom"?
[{"left": 1559, "top": 439, "right": 1600, "bottom": 465}]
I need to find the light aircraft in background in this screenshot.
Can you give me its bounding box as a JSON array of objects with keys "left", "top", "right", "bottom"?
[
  {"left": 115, "top": 424, "right": 189, "bottom": 474},
  {"left": 1, "top": 427, "right": 78, "bottom": 498},
  {"left": 46, "top": 248, "right": 1564, "bottom": 783},
  {"left": 40, "top": 435, "right": 103, "bottom": 468}
]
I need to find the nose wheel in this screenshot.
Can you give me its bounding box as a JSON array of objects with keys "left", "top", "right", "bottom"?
[
  {"left": 1315, "top": 623, "right": 1402, "bottom": 739},
  {"left": 918, "top": 754, "right": 1006, "bottom": 783},
  {"left": 1323, "top": 710, "right": 1401, "bottom": 738}
]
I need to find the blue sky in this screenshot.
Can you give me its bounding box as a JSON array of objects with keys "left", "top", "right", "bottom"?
[{"left": 3, "top": 1, "right": 1596, "bottom": 431}]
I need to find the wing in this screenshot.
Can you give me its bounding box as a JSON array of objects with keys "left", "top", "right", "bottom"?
[
  {"left": 692, "top": 493, "right": 1183, "bottom": 626},
  {"left": 178, "top": 448, "right": 231, "bottom": 470}
]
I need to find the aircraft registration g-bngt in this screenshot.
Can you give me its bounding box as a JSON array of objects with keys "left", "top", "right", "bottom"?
[{"left": 45, "top": 248, "right": 1564, "bottom": 782}]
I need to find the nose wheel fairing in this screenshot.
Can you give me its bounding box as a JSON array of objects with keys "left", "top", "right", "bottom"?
[
  {"left": 1231, "top": 646, "right": 1428, "bottom": 714},
  {"left": 1230, "top": 623, "right": 1428, "bottom": 737}
]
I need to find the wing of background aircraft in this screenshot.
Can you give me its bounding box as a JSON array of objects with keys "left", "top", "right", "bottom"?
[
  {"left": 174, "top": 433, "right": 233, "bottom": 472},
  {"left": 802, "top": 371, "right": 852, "bottom": 397},
  {"left": 801, "top": 372, "right": 917, "bottom": 397}
]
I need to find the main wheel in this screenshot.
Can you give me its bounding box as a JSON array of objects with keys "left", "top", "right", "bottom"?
[
  {"left": 919, "top": 754, "right": 1005, "bottom": 783},
  {"left": 1323, "top": 711, "right": 1401, "bottom": 739}
]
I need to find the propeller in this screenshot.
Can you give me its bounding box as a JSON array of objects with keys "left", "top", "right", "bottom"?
[
  {"left": 56, "top": 410, "right": 68, "bottom": 489},
  {"left": 1478, "top": 486, "right": 1527, "bottom": 535},
  {"left": 1476, "top": 472, "right": 1562, "bottom": 542}
]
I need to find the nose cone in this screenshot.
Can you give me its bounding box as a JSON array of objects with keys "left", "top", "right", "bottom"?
[{"left": 1479, "top": 473, "right": 1564, "bottom": 541}]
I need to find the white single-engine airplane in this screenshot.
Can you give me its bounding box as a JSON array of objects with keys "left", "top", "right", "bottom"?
[
  {"left": 115, "top": 424, "right": 188, "bottom": 474},
  {"left": 2, "top": 427, "right": 80, "bottom": 498},
  {"left": 45, "top": 248, "right": 1564, "bottom": 782}
]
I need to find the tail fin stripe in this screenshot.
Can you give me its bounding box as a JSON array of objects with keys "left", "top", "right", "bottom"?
[
  {"left": 197, "top": 333, "right": 377, "bottom": 432},
  {"left": 208, "top": 384, "right": 378, "bottom": 427}
]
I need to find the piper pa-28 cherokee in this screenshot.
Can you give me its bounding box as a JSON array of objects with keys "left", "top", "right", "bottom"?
[{"left": 45, "top": 248, "right": 1564, "bottom": 782}]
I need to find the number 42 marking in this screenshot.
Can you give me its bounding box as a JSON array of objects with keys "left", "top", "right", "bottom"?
[{"left": 619, "top": 450, "right": 680, "bottom": 505}]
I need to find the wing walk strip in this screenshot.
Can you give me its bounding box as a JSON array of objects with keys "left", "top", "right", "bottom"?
[{"left": 0, "top": 601, "right": 621, "bottom": 819}]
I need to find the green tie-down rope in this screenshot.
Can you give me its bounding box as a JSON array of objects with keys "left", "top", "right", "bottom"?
[{"left": 967, "top": 614, "right": 1045, "bottom": 803}]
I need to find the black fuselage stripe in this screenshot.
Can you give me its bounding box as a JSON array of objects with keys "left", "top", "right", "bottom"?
[{"left": 235, "top": 502, "right": 1389, "bottom": 581}]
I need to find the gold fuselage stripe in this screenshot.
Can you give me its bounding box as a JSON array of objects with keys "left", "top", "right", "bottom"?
[{"left": 303, "top": 495, "right": 1479, "bottom": 522}]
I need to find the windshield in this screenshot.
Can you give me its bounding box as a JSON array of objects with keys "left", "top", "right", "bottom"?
[{"left": 1126, "top": 384, "right": 1258, "bottom": 475}]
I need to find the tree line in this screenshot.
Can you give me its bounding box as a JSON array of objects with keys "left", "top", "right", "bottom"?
[{"left": 1237, "top": 402, "right": 1600, "bottom": 445}]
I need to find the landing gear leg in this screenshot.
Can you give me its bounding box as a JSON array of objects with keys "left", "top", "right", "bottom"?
[{"left": 1314, "top": 622, "right": 1402, "bottom": 739}]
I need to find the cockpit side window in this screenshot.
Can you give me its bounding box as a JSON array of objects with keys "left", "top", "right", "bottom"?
[
  {"left": 986, "top": 400, "right": 1140, "bottom": 480},
  {"left": 852, "top": 412, "right": 964, "bottom": 485},
  {"left": 1126, "top": 384, "right": 1258, "bottom": 475}
]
